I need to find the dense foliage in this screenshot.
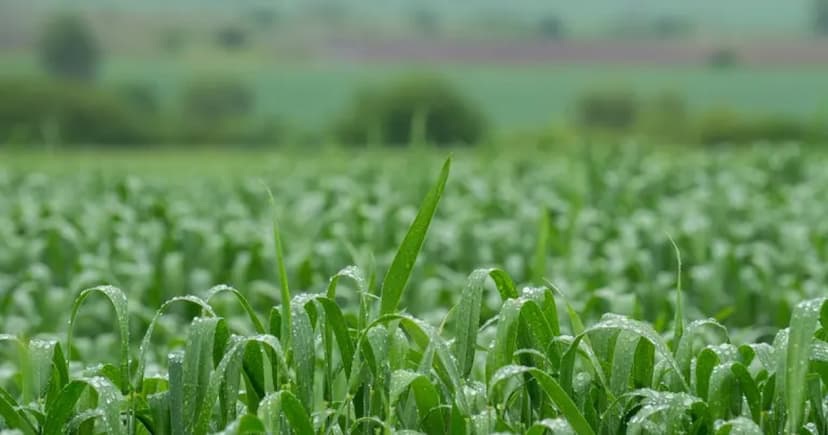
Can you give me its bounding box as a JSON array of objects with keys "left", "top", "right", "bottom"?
[
  {"left": 1, "top": 148, "right": 828, "bottom": 433},
  {"left": 0, "top": 79, "right": 149, "bottom": 145},
  {"left": 335, "top": 76, "right": 488, "bottom": 146}
]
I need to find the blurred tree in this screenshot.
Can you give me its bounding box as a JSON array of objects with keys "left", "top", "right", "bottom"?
[
  {"left": 708, "top": 47, "right": 739, "bottom": 69},
  {"left": 181, "top": 78, "right": 252, "bottom": 121},
  {"left": 575, "top": 88, "right": 639, "bottom": 131},
  {"left": 537, "top": 15, "right": 565, "bottom": 40},
  {"left": 816, "top": 0, "right": 828, "bottom": 35},
  {"left": 178, "top": 78, "right": 284, "bottom": 145},
  {"left": 335, "top": 76, "right": 488, "bottom": 146},
  {"left": 652, "top": 16, "right": 692, "bottom": 39},
  {"left": 38, "top": 13, "right": 100, "bottom": 82},
  {"left": 409, "top": 8, "right": 440, "bottom": 35},
  {"left": 215, "top": 26, "right": 247, "bottom": 50}
]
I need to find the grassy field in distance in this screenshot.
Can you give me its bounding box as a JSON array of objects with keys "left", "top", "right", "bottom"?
[{"left": 2, "top": 54, "right": 828, "bottom": 132}]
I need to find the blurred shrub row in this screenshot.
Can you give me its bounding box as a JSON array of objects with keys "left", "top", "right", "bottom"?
[
  {"left": 0, "top": 76, "right": 488, "bottom": 147},
  {"left": 0, "top": 75, "right": 825, "bottom": 148},
  {"left": 0, "top": 79, "right": 149, "bottom": 145},
  {"left": 0, "top": 77, "right": 828, "bottom": 146},
  {"left": 571, "top": 88, "right": 825, "bottom": 146},
  {"left": 0, "top": 78, "right": 284, "bottom": 146}
]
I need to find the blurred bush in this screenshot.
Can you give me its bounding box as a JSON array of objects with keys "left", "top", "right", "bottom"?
[
  {"left": 115, "top": 82, "right": 161, "bottom": 115},
  {"left": 0, "top": 79, "right": 150, "bottom": 145},
  {"left": 569, "top": 88, "right": 814, "bottom": 146},
  {"left": 334, "top": 75, "right": 488, "bottom": 146},
  {"left": 708, "top": 47, "right": 740, "bottom": 69},
  {"left": 537, "top": 15, "right": 566, "bottom": 40},
  {"left": 637, "top": 91, "right": 689, "bottom": 142},
  {"left": 696, "top": 108, "right": 812, "bottom": 145},
  {"left": 215, "top": 25, "right": 248, "bottom": 51},
  {"left": 181, "top": 77, "right": 253, "bottom": 122},
  {"left": 176, "top": 77, "right": 281, "bottom": 145},
  {"left": 176, "top": 118, "right": 283, "bottom": 146},
  {"left": 531, "top": 122, "right": 579, "bottom": 150},
  {"left": 0, "top": 75, "right": 285, "bottom": 147},
  {"left": 575, "top": 88, "right": 639, "bottom": 132},
  {"left": 815, "top": 0, "right": 828, "bottom": 35},
  {"left": 695, "top": 108, "right": 748, "bottom": 144},
  {"left": 748, "top": 116, "right": 812, "bottom": 143},
  {"left": 38, "top": 13, "right": 100, "bottom": 82}
]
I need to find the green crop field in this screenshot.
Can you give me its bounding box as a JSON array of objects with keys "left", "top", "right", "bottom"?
[{"left": 1, "top": 146, "right": 828, "bottom": 433}]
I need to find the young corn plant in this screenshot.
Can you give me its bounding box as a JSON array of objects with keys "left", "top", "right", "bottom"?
[{"left": 1, "top": 156, "right": 827, "bottom": 434}]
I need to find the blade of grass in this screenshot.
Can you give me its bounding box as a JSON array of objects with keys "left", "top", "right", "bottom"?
[
  {"left": 264, "top": 185, "right": 292, "bottom": 349},
  {"left": 667, "top": 235, "right": 684, "bottom": 350},
  {"left": 785, "top": 297, "right": 826, "bottom": 433},
  {"left": 0, "top": 386, "right": 36, "bottom": 435},
  {"left": 454, "top": 269, "right": 487, "bottom": 377},
  {"left": 0, "top": 335, "right": 32, "bottom": 405},
  {"left": 205, "top": 284, "right": 266, "bottom": 334},
  {"left": 67, "top": 286, "right": 130, "bottom": 394},
  {"left": 314, "top": 296, "right": 355, "bottom": 374},
  {"left": 193, "top": 335, "right": 288, "bottom": 434},
  {"left": 390, "top": 370, "right": 446, "bottom": 435},
  {"left": 44, "top": 342, "right": 69, "bottom": 410},
  {"left": 379, "top": 156, "right": 451, "bottom": 316},
  {"left": 730, "top": 363, "right": 760, "bottom": 423},
  {"left": 487, "top": 268, "right": 518, "bottom": 301},
  {"left": 587, "top": 314, "right": 689, "bottom": 392},
  {"left": 291, "top": 297, "right": 315, "bottom": 412},
  {"left": 530, "top": 208, "right": 550, "bottom": 285},
  {"left": 44, "top": 377, "right": 123, "bottom": 435},
  {"left": 43, "top": 381, "right": 88, "bottom": 435},
  {"left": 29, "top": 338, "right": 58, "bottom": 401},
  {"left": 135, "top": 295, "right": 215, "bottom": 391},
  {"left": 182, "top": 317, "right": 223, "bottom": 433},
  {"left": 491, "top": 365, "right": 595, "bottom": 435},
  {"left": 168, "top": 351, "right": 185, "bottom": 435}
]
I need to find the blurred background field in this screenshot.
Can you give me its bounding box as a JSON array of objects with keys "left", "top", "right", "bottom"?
[{"left": 1, "top": 0, "right": 828, "bottom": 147}]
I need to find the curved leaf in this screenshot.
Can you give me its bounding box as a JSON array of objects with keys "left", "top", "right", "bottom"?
[
  {"left": 67, "top": 286, "right": 130, "bottom": 393},
  {"left": 490, "top": 365, "right": 595, "bottom": 435},
  {"left": 380, "top": 156, "right": 450, "bottom": 315}
]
